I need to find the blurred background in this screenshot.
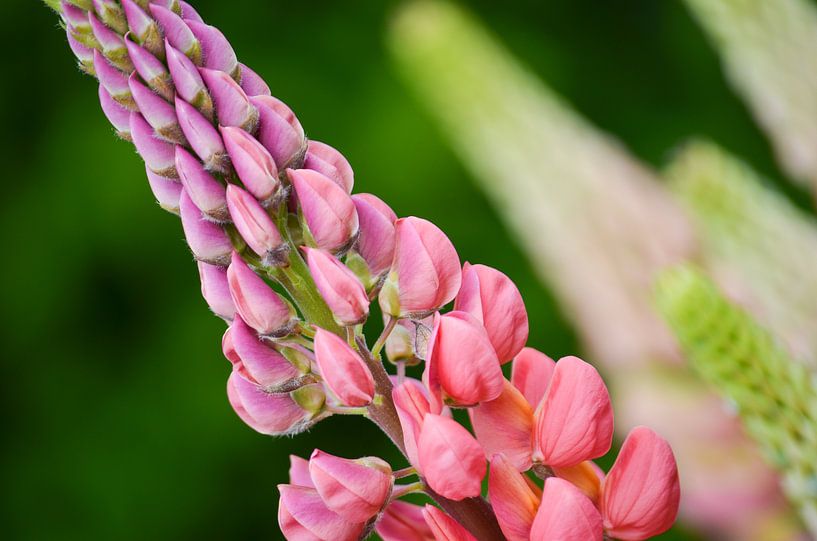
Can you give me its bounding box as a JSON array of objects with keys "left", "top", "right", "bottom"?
[{"left": 3, "top": 0, "right": 817, "bottom": 539}]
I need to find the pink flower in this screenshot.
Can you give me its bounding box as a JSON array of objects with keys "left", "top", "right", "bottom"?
[
  {"left": 186, "top": 19, "right": 238, "bottom": 77},
  {"left": 471, "top": 380, "right": 535, "bottom": 471},
  {"left": 417, "top": 414, "right": 485, "bottom": 501},
  {"left": 220, "top": 125, "right": 279, "bottom": 202},
  {"left": 533, "top": 356, "right": 614, "bottom": 468},
  {"left": 511, "top": 347, "right": 555, "bottom": 407},
  {"left": 178, "top": 189, "right": 232, "bottom": 266},
  {"left": 392, "top": 380, "right": 432, "bottom": 467},
  {"left": 530, "top": 477, "right": 603, "bottom": 541},
  {"left": 488, "top": 454, "right": 541, "bottom": 541},
  {"left": 251, "top": 95, "right": 306, "bottom": 169},
  {"left": 145, "top": 167, "right": 182, "bottom": 214},
  {"left": 303, "top": 247, "right": 369, "bottom": 326},
  {"left": 225, "top": 184, "right": 288, "bottom": 265},
  {"left": 289, "top": 168, "right": 359, "bottom": 254},
  {"left": 277, "top": 485, "right": 364, "bottom": 541},
  {"left": 175, "top": 146, "right": 228, "bottom": 222},
  {"left": 308, "top": 450, "right": 393, "bottom": 522},
  {"left": 304, "top": 140, "right": 354, "bottom": 193},
  {"left": 425, "top": 311, "right": 503, "bottom": 409},
  {"left": 352, "top": 193, "right": 398, "bottom": 280},
  {"left": 313, "top": 328, "right": 375, "bottom": 407},
  {"left": 454, "top": 263, "right": 528, "bottom": 362},
  {"left": 226, "top": 251, "right": 296, "bottom": 336},
  {"left": 422, "top": 505, "right": 477, "bottom": 541},
  {"left": 601, "top": 427, "right": 680, "bottom": 540},
  {"left": 553, "top": 461, "right": 605, "bottom": 506},
  {"left": 379, "top": 217, "right": 461, "bottom": 317},
  {"left": 130, "top": 111, "right": 177, "bottom": 178},
  {"left": 376, "top": 501, "right": 435, "bottom": 541},
  {"left": 226, "top": 315, "right": 301, "bottom": 390},
  {"left": 288, "top": 455, "right": 314, "bottom": 487},
  {"left": 197, "top": 261, "right": 235, "bottom": 321},
  {"left": 175, "top": 95, "right": 229, "bottom": 173},
  {"left": 199, "top": 67, "right": 258, "bottom": 130}
]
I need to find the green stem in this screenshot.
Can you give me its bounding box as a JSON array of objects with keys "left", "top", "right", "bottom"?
[{"left": 276, "top": 250, "right": 342, "bottom": 335}]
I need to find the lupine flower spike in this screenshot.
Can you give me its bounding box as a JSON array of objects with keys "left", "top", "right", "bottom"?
[{"left": 45, "top": 1, "right": 681, "bottom": 538}]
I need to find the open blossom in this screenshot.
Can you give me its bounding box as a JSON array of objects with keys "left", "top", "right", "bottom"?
[{"left": 50, "top": 2, "right": 681, "bottom": 540}]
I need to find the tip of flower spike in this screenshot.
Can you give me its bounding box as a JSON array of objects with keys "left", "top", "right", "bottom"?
[{"left": 654, "top": 265, "right": 719, "bottom": 336}]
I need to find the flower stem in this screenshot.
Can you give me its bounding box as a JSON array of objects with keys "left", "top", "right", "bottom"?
[{"left": 372, "top": 316, "right": 397, "bottom": 358}]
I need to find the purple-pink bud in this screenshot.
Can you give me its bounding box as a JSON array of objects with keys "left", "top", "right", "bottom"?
[
  {"left": 277, "top": 485, "right": 365, "bottom": 541},
  {"left": 121, "top": 0, "right": 155, "bottom": 40},
  {"left": 532, "top": 356, "right": 614, "bottom": 468},
  {"left": 145, "top": 167, "right": 182, "bottom": 213},
  {"left": 61, "top": 2, "right": 91, "bottom": 35},
  {"left": 289, "top": 455, "right": 314, "bottom": 487},
  {"left": 197, "top": 261, "right": 235, "bottom": 320},
  {"left": 352, "top": 193, "right": 397, "bottom": 279},
  {"left": 313, "top": 327, "right": 375, "bottom": 407},
  {"left": 304, "top": 140, "right": 354, "bottom": 193},
  {"left": 250, "top": 95, "right": 306, "bottom": 169},
  {"left": 98, "top": 85, "right": 131, "bottom": 139},
  {"left": 423, "top": 505, "right": 478, "bottom": 541},
  {"left": 178, "top": 189, "right": 232, "bottom": 265},
  {"left": 303, "top": 247, "right": 369, "bottom": 326},
  {"left": 148, "top": 4, "right": 200, "bottom": 63},
  {"left": 128, "top": 73, "right": 186, "bottom": 144},
  {"left": 129, "top": 112, "right": 177, "bottom": 177},
  {"left": 175, "top": 96, "right": 230, "bottom": 173},
  {"left": 87, "top": 13, "right": 129, "bottom": 70},
  {"left": 308, "top": 450, "right": 393, "bottom": 523},
  {"left": 67, "top": 31, "right": 95, "bottom": 75},
  {"left": 227, "top": 371, "right": 324, "bottom": 436},
  {"left": 425, "top": 311, "right": 503, "bottom": 408},
  {"left": 226, "top": 251, "right": 296, "bottom": 337},
  {"left": 185, "top": 19, "right": 239, "bottom": 78},
  {"left": 92, "top": 0, "right": 128, "bottom": 34},
  {"left": 94, "top": 50, "right": 134, "bottom": 109},
  {"left": 227, "top": 315, "right": 301, "bottom": 389},
  {"left": 220, "top": 126, "right": 279, "bottom": 202},
  {"left": 417, "top": 413, "right": 486, "bottom": 501},
  {"left": 376, "top": 501, "right": 435, "bottom": 541},
  {"left": 530, "top": 477, "right": 603, "bottom": 541},
  {"left": 378, "top": 217, "right": 461, "bottom": 317},
  {"left": 166, "top": 42, "right": 214, "bottom": 120},
  {"left": 179, "top": 1, "right": 203, "bottom": 23},
  {"left": 124, "top": 36, "right": 173, "bottom": 100},
  {"left": 289, "top": 168, "right": 359, "bottom": 254},
  {"left": 239, "top": 63, "right": 271, "bottom": 97},
  {"left": 225, "top": 185, "right": 288, "bottom": 265},
  {"left": 200, "top": 68, "right": 258, "bottom": 130},
  {"left": 175, "top": 146, "right": 228, "bottom": 222},
  {"left": 454, "top": 263, "right": 529, "bottom": 363}
]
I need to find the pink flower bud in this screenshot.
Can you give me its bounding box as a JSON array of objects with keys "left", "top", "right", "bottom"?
[
  {"left": 178, "top": 189, "right": 232, "bottom": 265},
  {"left": 277, "top": 485, "right": 365, "bottom": 541},
  {"left": 220, "top": 125, "right": 279, "bottom": 202},
  {"left": 175, "top": 146, "right": 228, "bottom": 222},
  {"left": 553, "top": 461, "right": 605, "bottom": 505},
  {"left": 121, "top": 0, "right": 160, "bottom": 55},
  {"left": 200, "top": 68, "right": 258, "bottom": 130},
  {"left": 61, "top": 2, "right": 91, "bottom": 34},
  {"left": 88, "top": 13, "right": 129, "bottom": 70},
  {"left": 378, "top": 217, "right": 461, "bottom": 317},
  {"left": 352, "top": 193, "right": 397, "bottom": 278},
  {"left": 385, "top": 319, "right": 416, "bottom": 363},
  {"left": 488, "top": 454, "right": 541, "bottom": 541},
  {"left": 308, "top": 450, "right": 393, "bottom": 523},
  {"left": 250, "top": 95, "right": 306, "bottom": 169},
  {"left": 225, "top": 185, "right": 288, "bottom": 265},
  {"left": 94, "top": 50, "right": 134, "bottom": 109},
  {"left": 425, "top": 312, "right": 503, "bottom": 408},
  {"left": 197, "top": 261, "right": 235, "bottom": 320},
  {"left": 422, "top": 505, "right": 478, "bottom": 541},
  {"left": 175, "top": 96, "right": 229, "bottom": 174},
  {"left": 148, "top": 4, "right": 200, "bottom": 63},
  {"left": 303, "top": 247, "right": 369, "bottom": 326},
  {"left": 600, "top": 427, "right": 680, "bottom": 540},
  {"left": 417, "top": 413, "right": 485, "bottom": 501},
  {"left": 313, "top": 327, "right": 375, "bottom": 407},
  {"left": 304, "top": 140, "right": 354, "bottom": 193},
  {"left": 392, "top": 380, "right": 431, "bottom": 467},
  {"left": 124, "top": 36, "right": 173, "bottom": 100},
  {"left": 289, "top": 455, "right": 314, "bottom": 487},
  {"left": 179, "top": 1, "right": 203, "bottom": 23},
  {"left": 454, "top": 263, "right": 528, "bottom": 363},
  {"left": 130, "top": 112, "right": 177, "bottom": 177},
  {"left": 533, "top": 356, "right": 614, "bottom": 468},
  {"left": 228, "top": 315, "right": 301, "bottom": 389},
  {"left": 185, "top": 19, "right": 239, "bottom": 78},
  {"left": 289, "top": 169, "right": 359, "bottom": 254},
  {"left": 166, "top": 42, "right": 214, "bottom": 120},
  {"left": 67, "top": 31, "right": 95, "bottom": 75},
  {"left": 226, "top": 251, "right": 296, "bottom": 336},
  {"left": 530, "top": 478, "right": 603, "bottom": 541},
  {"left": 128, "top": 73, "right": 186, "bottom": 144},
  {"left": 227, "top": 371, "right": 324, "bottom": 436},
  {"left": 511, "top": 347, "right": 555, "bottom": 408},
  {"left": 239, "top": 63, "right": 271, "bottom": 97},
  {"left": 471, "top": 380, "right": 534, "bottom": 471},
  {"left": 145, "top": 167, "right": 182, "bottom": 213},
  {"left": 92, "top": 0, "right": 127, "bottom": 33},
  {"left": 376, "top": 501, "right": 435, "bottom": 541},
  {"left": 98, "top": 85, "right": 131, "bottom": 139}
]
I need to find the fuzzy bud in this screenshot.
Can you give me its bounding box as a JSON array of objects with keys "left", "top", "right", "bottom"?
[
  {"left": 175, "top": 96, "right": 229, "bottom": 173},
  {"left": 304, "top": 140, "right": 354, "bottom": 193},
  {"left": 175, "top": 146, "right": 228, "bottom": 222},
  {"left": 200, "top": 68, "right": 258, "bottom": 130},
  {"left": 313, "top": 327, "right": 375, "bottom": 407},
  {"left": 178, "top": 189, "right": 232, "bottom": 265},
  {"left": 289, "top": 168, "right": 359, "bottom": 254},
  {"left": 303, "top": 247, "right": 369, "bottom": 326},
  {"left": 225, "top": 185, "right": 288, "bottom": 265},
  {"left": 197, "top": 261, "right": 235, "bottom": 320},
  {"left": 226, "top": 251, "right": 296, "bottom": 337},
  {"left": 220, "top": 125, "right": 279, "bottom": 202},
  {"left": 251, "top": 95, "right": 306, "bottom": 169}
]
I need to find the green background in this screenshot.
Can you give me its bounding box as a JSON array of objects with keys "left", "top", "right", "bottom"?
[{"left": 2, "top": 0, "right": 805, "bottom": 539}]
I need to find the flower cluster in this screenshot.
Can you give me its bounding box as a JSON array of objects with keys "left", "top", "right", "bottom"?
[{"left": 49, "top": 1, "right": 681, "bottom": 539}]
